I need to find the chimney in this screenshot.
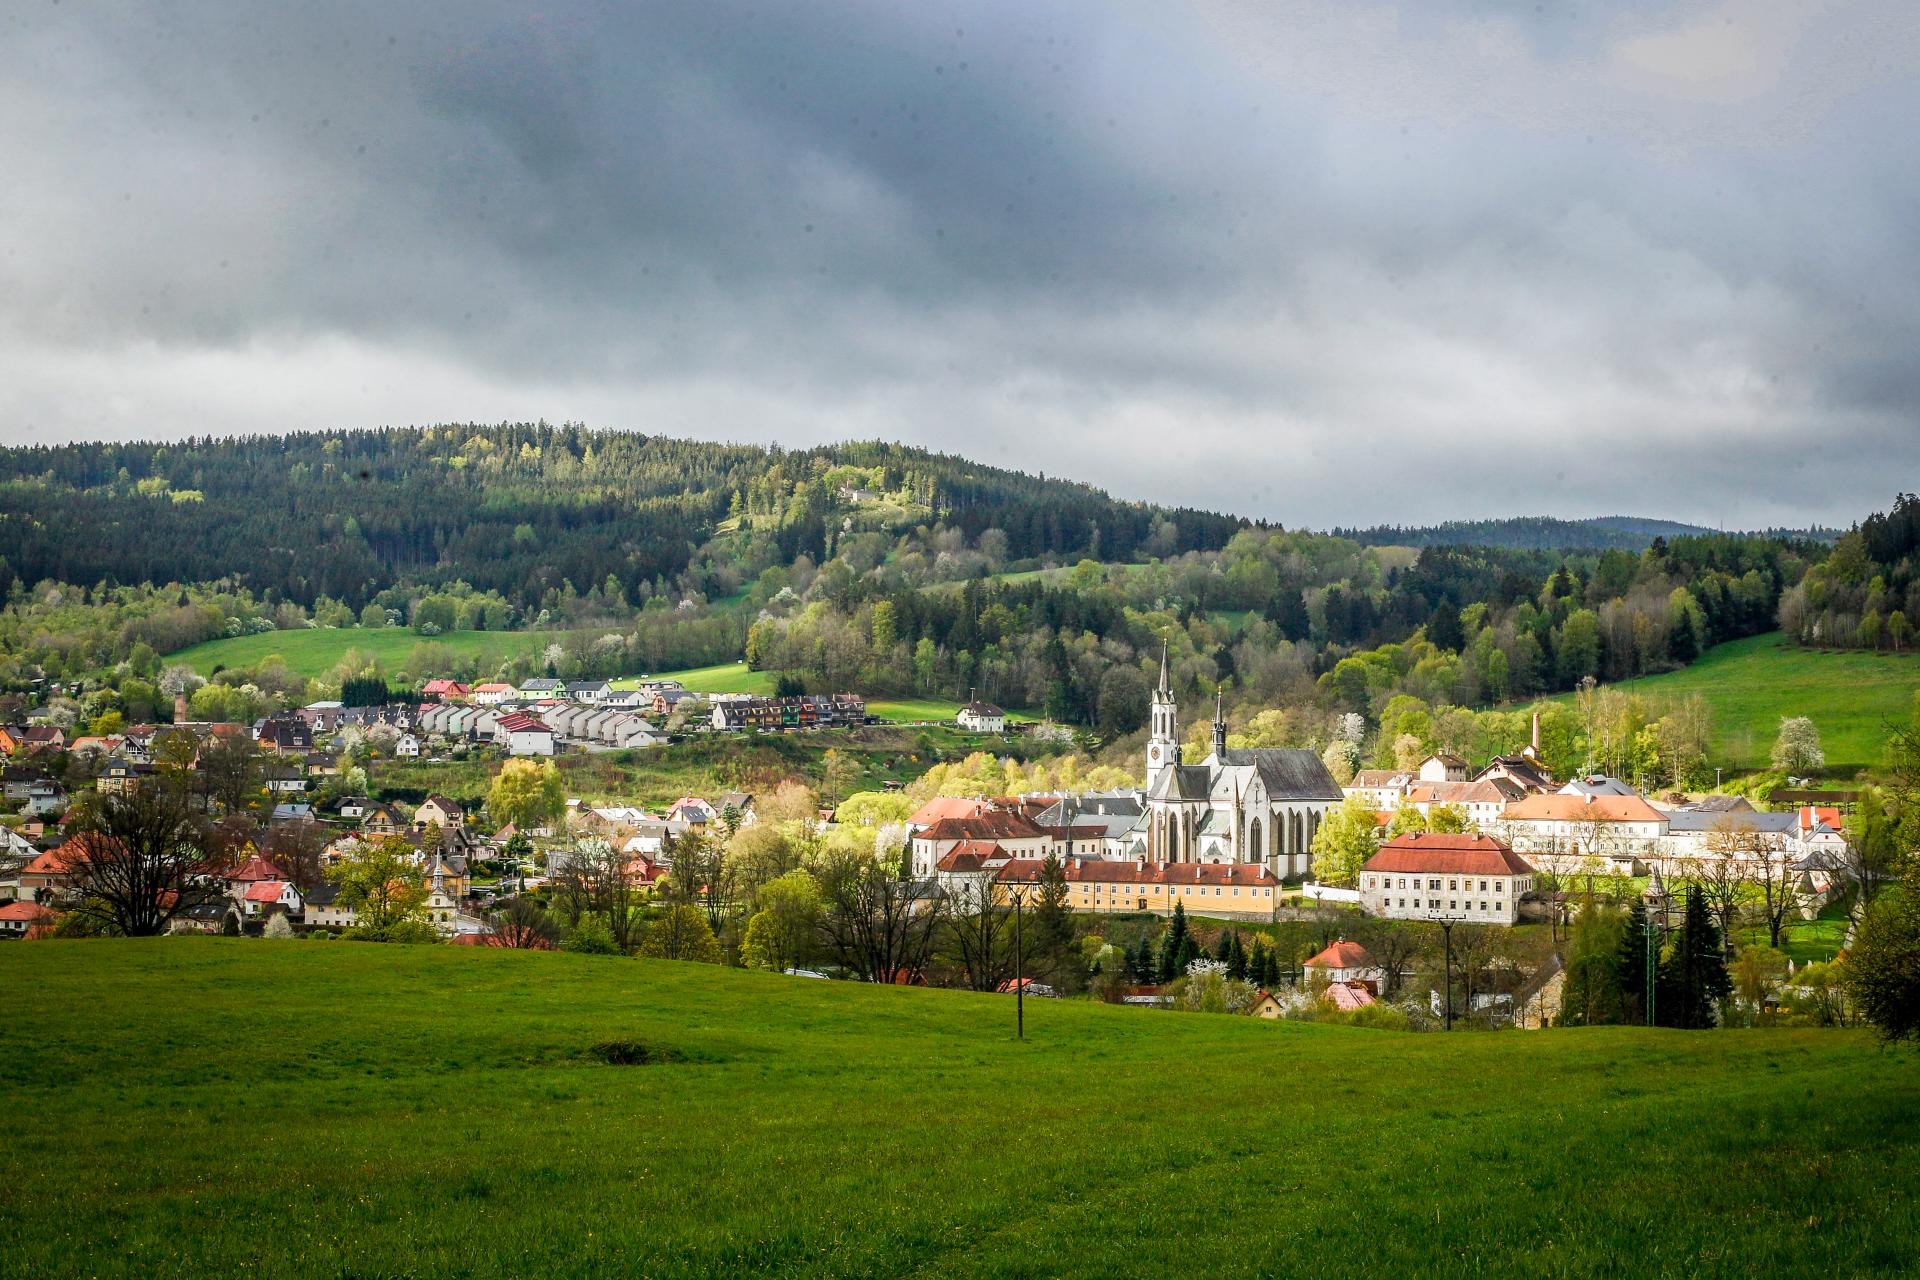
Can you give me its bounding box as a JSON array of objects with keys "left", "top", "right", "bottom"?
[
  {"left": 1531, "top": 711, "right": 1541, "bottom": 755},
  {"left": 174, "top": 693, "right": 189, "bottom": 723}
]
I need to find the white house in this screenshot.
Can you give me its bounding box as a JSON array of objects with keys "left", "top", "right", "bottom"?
[
  {"left": 956, "top": 699, "right": 1007, "bottom": 733},
  {"left": 394, "top": 732, "right": 422, "bottom": 759},
  {"left": 1497, "top": 793, "right": 1668, "bottom": 874},
  {"left": 1359, "top": 833, "right": 1534, "bottom": 926},
  {"left": 497, "top": 712, "right": 556, "bottom": 757}
]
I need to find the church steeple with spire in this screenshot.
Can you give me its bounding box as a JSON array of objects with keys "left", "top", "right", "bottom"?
[
  {"left": 1145, "top": 642, "right": 1180, "bottom": 792},
  {"left": 1210, "top": 687, "right": 1228, "bottom": 760}
]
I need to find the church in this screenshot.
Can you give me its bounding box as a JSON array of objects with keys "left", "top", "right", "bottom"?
[{"left": 1140, "top": 651, "right": 1343, "bottom": 880}]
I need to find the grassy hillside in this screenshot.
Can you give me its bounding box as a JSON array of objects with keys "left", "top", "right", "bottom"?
[
  {"left": 1550, "top": 631, "right": 1920, "bottom": 774},
  {"left": 1, "top": 942, "right": 1913, "bottom": 1279},
  {"left": 168, "top": 625, "right": 565, "bottom": 679}
]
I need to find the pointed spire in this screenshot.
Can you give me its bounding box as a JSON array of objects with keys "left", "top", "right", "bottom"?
[{"left": 1157, "top": 641, "right": 1170, "bottom": 695}]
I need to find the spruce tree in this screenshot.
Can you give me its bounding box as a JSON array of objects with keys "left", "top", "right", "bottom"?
[
  {"left": 1656, "top": 887, "right": 1732, "bottom": 1029},
  {"left": 1228, "top": 932, "right": 1248, "bottom": 981},
  {"left": 1214, "top": 928, "right": 1234, "bottom": 964},
  {"left": 1247, "top": 939, "right": 1266, "bottom": 986},
  {"left": 1159, "top": 901, "right": 1190, "bottom": 981}
]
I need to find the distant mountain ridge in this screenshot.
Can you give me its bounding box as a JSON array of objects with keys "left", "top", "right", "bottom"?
[{"left": 1334, "top": 514, "right": 1839, "bottom": 552}]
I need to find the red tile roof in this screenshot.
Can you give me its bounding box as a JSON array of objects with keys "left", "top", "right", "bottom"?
[
  {"left": 916, "top": 812, "right": 1049, "bottom": 843},
  {"left": 0, "top": 901, "right": 56, "bottom": 923},
  {"left": 1305, "top": 940, "right": 1375, "bottom": 971},
  {"left": 243, "top": 880, "right": 291, "bottom": 903},
  {"left": 935, "top": 840, "right": 1005, "bottom": 873},
  {"left": 225, "top": 854, "right": 287, "bottom": 883},
  {"left": 1503, "top": 793, "right": 1666, "bottom": 824},
  {"left": 1362, "top": 833, "right": 1533, "bottom": 877}
]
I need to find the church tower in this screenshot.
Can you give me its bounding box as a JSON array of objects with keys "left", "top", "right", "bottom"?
[
  {"left": 1146, "top": 644, "right": 1180, "bottom": 792},
  {"left": 1210, "top": 688, "right": 1228, "bottom": 761}
]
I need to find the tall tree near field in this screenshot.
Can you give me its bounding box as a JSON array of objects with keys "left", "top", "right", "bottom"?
[
  {"left": 640, "top": 904, "right": 723, "bottom": 963},
  {"left": 487, "top": 758, "right": 566, "bottom": 831},
  {"left": 1558, "top": 901, "right": 1626, "bottom": 1026},
  {"left": 327, "top": 836, "right": 429, "bottom": 933},
  {"left": 63, "top": 784, "right": 212, "bottom": 937},
  {"left": 1311, "top": 795, "right": 1382, "bottom": 887},
  {"left": 1655, "top": 887, "right": 1731, "bottom": 1029},
  {"left": 1769, "top": 716, "right": 1825, "bottom": 774},
  {"left": 1158, "top": 900, "right": 1192, "bottom": 982},
  {"left": 1845, "top": 859, "right": 1920, "bottom": 1043}
]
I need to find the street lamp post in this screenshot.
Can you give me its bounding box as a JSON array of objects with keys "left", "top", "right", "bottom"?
[{"left": 1440, "top": 918, "right": 1455, "bottom": 1031}]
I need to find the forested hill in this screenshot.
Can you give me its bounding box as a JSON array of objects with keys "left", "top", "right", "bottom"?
[
  {"left": 1337, "top": 514, "right": 1839, "bottom": 553},
  {"left": 0, "top": 426, "right": 1245, "bottom": 610}
]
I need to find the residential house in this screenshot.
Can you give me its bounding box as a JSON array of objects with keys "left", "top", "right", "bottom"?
[
  {"left": 24, "top": 780, "right": 67, "bottom": 817},
  {"left": 957, "top": 699, "right": 1007, "bottom": 733},
  {"left": 496, "top": 712, "right": 556, "bottom": 757},
  {"left": 1401, "top": 778, "right": 1527, "bottom": 829},
  {"left": 97, "top": 758, "right": 154, "bottom": 796},
  {"left": 909, "top": 809, "right": 1053, "bottom": 878},
  {"left": 0, "top": 900, "right": 58, "bottom": 937},
  {"left": 1344, "top": 770, "right": 1415, "bottom": 810},
  {"left": 421, "top": 679, "right": 470, "bottom": 701},
  {"left": 394, "top": 732, "right": 422, "bottom": 759},
  {"left": 302, "top": 882, "right": 357, "bottom": 930},
  {"left": 415, "top": 795, "right": 465, "bottom": 829},
  {"left": 239, "top": 878, "right": 304, "bottom": 922},
  {"left": 564, "top": 680, "right": 612, "bottom": 705},
  {"left": 1498, "top": 793, "right": 1669, "bottom": 873},
  {"left": 1303, "top": 939, "right": 1385, "bottom": 989},
  {"left": 1359, "top": 833, "right": 1534, "bottom": 926},
  {"left": 1417, "top": 753, "right": 1470, "bottom": 783},
  {"left": 518, "top": 678, "right": 565, "bottom": 697},
  {"left": 299, "top": 701, "right": 346, "bottom": 732},
  {"left": 471, "top": 682, "right": 518, "bottom": 705}
]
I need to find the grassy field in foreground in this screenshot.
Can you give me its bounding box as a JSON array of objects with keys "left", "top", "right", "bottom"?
[
  {"left": 1, "top": 942, "right": 1915, "bottom": 1279},
  {"left": 1546, "top": 631, "right": 1920, "bottom": 774},
  {"left": 168, "top": 626, "right": 570, "bottom": 679}
]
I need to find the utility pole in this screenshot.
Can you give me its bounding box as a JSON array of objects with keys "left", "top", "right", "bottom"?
[
  {"left": 1014, "top": 886, "right": 1026, "bottom": 1040},
  {"left": 1646, "top": 906, "right": 1657, "bottom": 1028},
  {"left": 1440, "top": 918, "right": 1456, "bottom": 1031}
]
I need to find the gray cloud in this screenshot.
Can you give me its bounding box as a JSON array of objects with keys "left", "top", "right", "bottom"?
[{"left": 1, "top": 0, "right": 1915, "bottom": 529}]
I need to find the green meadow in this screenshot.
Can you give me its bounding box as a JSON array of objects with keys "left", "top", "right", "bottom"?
[
  {"left": 167, "top": 625, "right": 568, "bottom": 679},
  {"left": 1548, "top": 632, "right": 1920, "bottom": 775},
  {"left": 0, "top": 941, "right": 1914, "bottom": 1278}
]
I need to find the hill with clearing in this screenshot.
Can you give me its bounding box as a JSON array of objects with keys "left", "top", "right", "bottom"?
[
  {"left": 0, "top": 941, "right": 1913, "bottom": 1278},
  {"left": 168, "top": 625, "right": 577, "bottom": 680},
  {"left": 1546, "top": 632, "right": 1920, "bottom": 775}
]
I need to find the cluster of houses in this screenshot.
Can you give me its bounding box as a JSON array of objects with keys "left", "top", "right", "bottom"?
[
  {"left": 1341, "top": 720, "right": 1846, "bottom": 916},
  {"left": 902, "top": 695, "right": 1851, "bottom": 930}
]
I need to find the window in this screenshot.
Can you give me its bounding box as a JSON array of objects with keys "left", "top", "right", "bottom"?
[
  {"left": 1448, "top": 879, "right": 1458, "bottom": 891},
  {"left": 1481, "top": 902, "right": 1488, "bottom": 912},
  {"left": 1449, "top": 900, "right": 1457, "bottom": 910},
  {"left": 1480, "top": 880, "right": 1488, "bottom": 892},
  {"left": 1429, "top": 879, "right": 1441, "bottom": 890}
]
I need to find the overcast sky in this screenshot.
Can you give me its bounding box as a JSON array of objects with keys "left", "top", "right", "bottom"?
[{"left": 3, "top": 2, "right": 1915, "bottom": 529}]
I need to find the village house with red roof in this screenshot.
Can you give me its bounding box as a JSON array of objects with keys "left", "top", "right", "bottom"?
[{"left": 1359, "top": 833, "right": 1535, "bottom": 925}]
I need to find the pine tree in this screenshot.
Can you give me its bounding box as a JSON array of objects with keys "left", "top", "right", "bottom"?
[
  {"left": 1228, "top": 932, "right": 1248, "bottom": 981},
  {"left": 1246, "top": 939, "right": 1266, "bottom": 986},
  {"left": 1159, "top": 901, "right": 1190, "bottom": 982},
  {"left": 1656, "top": 887, "right": 1732, "bottom": 1029},
  {"left": 1214, "top": 928, "right": 1234, "bottom": 964}
]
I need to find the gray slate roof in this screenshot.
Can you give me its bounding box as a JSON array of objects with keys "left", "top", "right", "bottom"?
[
  {"left": 1214, "top": 748, "right": 1343, "bottom": 801},
  {"left": 1147, "top": 764, "right": 1214, "bottom": 803}
]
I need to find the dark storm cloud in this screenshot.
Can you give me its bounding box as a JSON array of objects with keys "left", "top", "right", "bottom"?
[{"left": 1, "top": 1, "right": 1916, "bottom": 528}]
